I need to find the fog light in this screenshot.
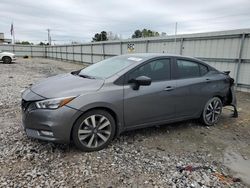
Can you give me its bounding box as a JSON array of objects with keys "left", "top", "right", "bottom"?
[{"left": 40, "top": 130, "right": 54, "bottom": 137}]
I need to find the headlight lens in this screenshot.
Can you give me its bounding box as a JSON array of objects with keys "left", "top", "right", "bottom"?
[{"left": 35, "top": 96, "right": 75, "bottom": 109}]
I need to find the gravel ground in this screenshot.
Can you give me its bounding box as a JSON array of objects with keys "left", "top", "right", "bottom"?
[{"left": 0, "top": 58, "right": 250, "bottom": 187}]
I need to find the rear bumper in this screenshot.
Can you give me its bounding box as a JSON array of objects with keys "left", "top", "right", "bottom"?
[
  {"left": 21, "top": 105, "right": 81, "bottom": 143},
  {"left": 227, "top": 86, "right": 238, "bottom": 117}
]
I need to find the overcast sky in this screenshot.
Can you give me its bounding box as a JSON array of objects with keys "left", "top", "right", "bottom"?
[{"left": 0, "top": 0, "right": 250, "bottom": 44}]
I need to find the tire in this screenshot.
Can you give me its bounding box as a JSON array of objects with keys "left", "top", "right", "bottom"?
[
  {"left": 201, "top": 97, "right": 223, "bottom": 126},
  {"left": 72, "top": 110, "right": 116, "bottom": 152},
  {"left": 2, "top": 56, "right": 12, "bottom": 64}
]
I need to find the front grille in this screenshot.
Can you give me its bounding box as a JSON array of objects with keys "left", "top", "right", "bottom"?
[{"left": 21, "top": 100, "right": 35, "bottom": 111}]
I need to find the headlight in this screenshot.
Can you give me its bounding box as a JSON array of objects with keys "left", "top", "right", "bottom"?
[{"left": 35, "top": 96, "right": 75, "bottom": 109}]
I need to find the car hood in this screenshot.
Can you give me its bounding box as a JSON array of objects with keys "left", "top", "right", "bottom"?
[
  {"left": 1, "top": 52, "right": 15, "bottom": 56},
  {"left": 30, "top": 73, "right": 104, "bottom": 98}
]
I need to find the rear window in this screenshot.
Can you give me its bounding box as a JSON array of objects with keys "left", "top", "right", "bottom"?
[
  {"left": 199, "top": 64, "right": 209, "bottom": 76},
  {"left": 177, "top": 60, "right": 209, "bottom": 79}
]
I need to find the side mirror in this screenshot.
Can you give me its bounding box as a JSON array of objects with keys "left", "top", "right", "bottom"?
[{"left": 129, "top": 76, "right": 152, "bottom": 90}]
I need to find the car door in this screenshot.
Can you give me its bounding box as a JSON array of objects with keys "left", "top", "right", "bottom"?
[
  {"left": 173, "top": 58, "right": 213, "bottom": 118},
  {"left": 123, "top": 58, "right": 177, "bottom": 128}
]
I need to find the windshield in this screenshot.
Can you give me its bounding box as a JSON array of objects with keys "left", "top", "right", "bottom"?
[{"left": 79, "top": 56, "right": 142, "bottom": 79}]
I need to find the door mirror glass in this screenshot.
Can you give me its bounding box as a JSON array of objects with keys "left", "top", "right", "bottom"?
[{"left": 129, "top": 76, "right": 151, "bottom": 90}]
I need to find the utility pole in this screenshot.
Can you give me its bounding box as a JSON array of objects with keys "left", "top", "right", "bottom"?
[
  {"left": 47, "top": 29, "right": 51, "bottom": 45},
  {"left": 174, "top": 22, "right": 178, "bottom": 53},
  {"left": 174, "top": 22, "right": 178, "bottom": 41},
  {"left": 10, "top": 22, "right": 15, "bottom": 44}
]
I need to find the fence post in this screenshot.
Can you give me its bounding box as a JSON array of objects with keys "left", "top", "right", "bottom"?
[
  {"left": 60, "top": 46, "right": 62, "bottom": 61},
  {"left": 179, "top": 38, "right": 184, "bottom": 55},
  {"left": 146, "top": 40, "right": 149, "bottom": 53},
  {"left": 66, "top": 46, "right": 68, "bottom": 61},
  {"left": 31, "top": 45, "right": 33, "bottom": 57},
  {"left": 80, "top": 45, "right": 83, "bottom": 63},
  {"left": 91, "top": 44, "right": 93, "bottom": 64},
  {"left": 45, "top": 46, "right": 47, "bottom": 58},
  {"left": 235, "top": 33, "right": 246, "bottom": 87},
  {"left": 72, "top": 45, "right": 75, "bottom": 62},
  {"left": 120, "top": 42, "right": 123, "bottom": 55},
  {"left": 102, "top": 43, "right": 105, "bottom": 59},
  {"left": 50, "top": 46, "right": 54, "bottom": 59}
]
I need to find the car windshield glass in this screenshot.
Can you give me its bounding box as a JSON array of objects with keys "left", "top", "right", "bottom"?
[{"left": 79, "top": 56, "right": 142, "bottom": 79}]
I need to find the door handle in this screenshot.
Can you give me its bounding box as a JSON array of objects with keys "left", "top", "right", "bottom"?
[{"left": 164, "top": 86, "right": 174, "bottom": 91}]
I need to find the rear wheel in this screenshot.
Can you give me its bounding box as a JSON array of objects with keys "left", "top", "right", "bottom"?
[
  {"left": 72, "top": 110, "right": 116, "bottom": 152},
  {"left": 201, "top": 97, "right": 222, "bottom": 126},
  {"left": 2, "top": 56, "right": 12, "bottom": 64}
]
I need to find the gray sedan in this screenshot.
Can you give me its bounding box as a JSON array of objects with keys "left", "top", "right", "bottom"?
[{"left": 21, "top": 54, "right": 237, "bottom": 151}]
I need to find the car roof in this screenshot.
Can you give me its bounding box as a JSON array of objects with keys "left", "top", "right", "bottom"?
[
  {"left": 119, "top": 53, "right": 216, "bottom": 71},
  {"left": 120, "top": 53, "right": 200, "bottom": 61}
]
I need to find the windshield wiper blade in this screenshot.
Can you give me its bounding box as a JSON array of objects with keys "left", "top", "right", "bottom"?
[{"left": 78, "top": 74, "right": 95, "bottom": 79}]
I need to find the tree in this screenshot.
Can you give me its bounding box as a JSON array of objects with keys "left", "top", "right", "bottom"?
[
  {"left": 132, "top": 30, "right": 142, "bottom": 38},
  {"left": 92, "top": 31, "right": 108, "bottom": 42},
  {"left": 15, "top": 41, "right": 33, "bottom": 45},
  {"left": 132, "top": 29, "right": 160, "bottom": 38},
  {"left": 39, "top": 42, "right": 46, "bottom": 45}
]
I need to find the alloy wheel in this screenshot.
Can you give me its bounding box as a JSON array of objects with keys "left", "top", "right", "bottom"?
[
  {"left": 3, "top": 57, "right": 11, "bottom": 64},
  {"left": 77, "top": 114, "right": 112, "bottom": 148},
  {"left": 204, "top": 98, "right": 222, "bottom": 124}
]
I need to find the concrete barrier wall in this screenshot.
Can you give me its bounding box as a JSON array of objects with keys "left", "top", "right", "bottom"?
[{"left": 0, "top": 44, "right": 45, "bottom": 57}]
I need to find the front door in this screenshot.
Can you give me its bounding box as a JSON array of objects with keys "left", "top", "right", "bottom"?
[{"left": 123, "top": 58, "right": 177, "bottom": 127}]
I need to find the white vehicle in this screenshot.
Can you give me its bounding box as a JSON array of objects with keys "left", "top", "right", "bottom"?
[{"left": 0, "top": 50, "right": 16, "bottom": 63}]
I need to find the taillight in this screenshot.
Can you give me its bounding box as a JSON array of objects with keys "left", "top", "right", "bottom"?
[{"left": 229, "top": 77, "right": 234, "bottom": 86}]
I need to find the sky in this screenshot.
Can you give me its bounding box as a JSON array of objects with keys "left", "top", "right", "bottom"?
[{"left": 0, "top": 0, "right": 250, "bottom": 44}]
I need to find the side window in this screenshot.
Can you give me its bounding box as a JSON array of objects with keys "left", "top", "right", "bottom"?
[
  {"left": 128, "top": 59, "right": 171, "bottom": 82},
  {"left": 177, "top": 60, "right": 200, "bottom": 79},
  {"left": 199, "top": 64, "right": 209, "bottom": 76}
]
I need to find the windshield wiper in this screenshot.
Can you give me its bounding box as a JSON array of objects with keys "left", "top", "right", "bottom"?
[{"left": 78, "top": 74, "right": 96, "bottom": 79}]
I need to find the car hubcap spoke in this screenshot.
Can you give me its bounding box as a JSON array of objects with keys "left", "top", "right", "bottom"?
[
  {"left": 84, "top": 119, "right": 91, "bottom": 126},
  {"left": 79, "top": 134, "right": 91, "bottom": 140},
  {"left": 206, "top": 111, "right": 212, "bottom": 118},
  {"left": 78, "top": 114, "right": 112, "bottom": 148},
  {"left": 208, "top": 104, "right": 213, "bottom": 111},
  {"left": 90, "top": 115, "right": 96, "bottom": 128},
  {"left": 97, "top": 133, "right": 108, "bottom": 142},
  {"left": 79, "top": 129, "right": 92, "bottom": 134},
  {"left": 87, "top": 134, "right": 95, "bottom": 147},
  {"left": 98, "top": 121, "right": 110, "bottom": 130}
]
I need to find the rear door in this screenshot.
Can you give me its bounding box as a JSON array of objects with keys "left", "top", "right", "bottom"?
[
  {"left": 123, "top": 58, "right": 177, "bottom": 127},
  {"left": 173, "top": 58, "right": 213, "bottom": 118}
]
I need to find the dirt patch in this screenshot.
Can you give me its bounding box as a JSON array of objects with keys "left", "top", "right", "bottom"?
[{"left": 0, "top": 58, "right": 250, "bottom": 187}]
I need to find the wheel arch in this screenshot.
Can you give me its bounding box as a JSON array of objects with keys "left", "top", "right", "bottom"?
[
  {"left": 213, "top": 95, "right": 225, "bottom": 105},
  {"left": 2, "top": 56, "right": 12, "bottom": 61}
]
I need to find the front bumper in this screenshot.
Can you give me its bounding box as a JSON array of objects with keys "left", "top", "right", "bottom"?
[
  {"left": 22, "top": 106, "right": 80, "bottom": 143},
  {"left": 21, "top": 89, "right": 81, "bottom": 143},
  {"left": 22, "top": 105, "right": 80, "bottom": 143}
]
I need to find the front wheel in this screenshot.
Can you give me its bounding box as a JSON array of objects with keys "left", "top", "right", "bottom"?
[
  {"left": 2, "top": 56, "right": 12, "bottom": 64},
  {"left": 72, "top": 110, "right": 116, "bottom": 152},
  {"left": 201, "top": 97, "right": 223, "bottom": 126}
]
